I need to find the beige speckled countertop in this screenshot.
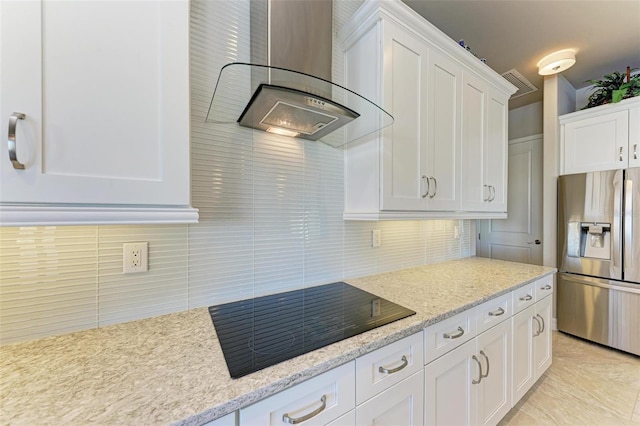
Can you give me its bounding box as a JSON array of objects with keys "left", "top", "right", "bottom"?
[{"left": 0, "top": 257, "right": 555, "bottom": 425}]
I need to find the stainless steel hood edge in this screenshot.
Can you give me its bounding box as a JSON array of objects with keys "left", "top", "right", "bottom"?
[{"left": 206, "top": 0, "right": 393, "bottom": 147}]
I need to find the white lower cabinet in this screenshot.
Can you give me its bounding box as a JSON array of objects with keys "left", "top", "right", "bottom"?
[
  {"left": 512, "top": 294, "right": 553, "bottom": 403},
  {"left": 203, "top": 412, "right": 236, "bottom": 426},
  {"left": 356, "top": 371, "right": 424, "bottom": 425},
  {"left": 239, "top": 362, "right": 355, "bottom": 426},
  {"left": 425, "top": 319, "right": 511, "bottom": 426}
]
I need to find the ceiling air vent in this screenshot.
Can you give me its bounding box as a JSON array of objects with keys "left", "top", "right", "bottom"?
[{"left": 501, "top": 69, "right": 538, "bottom": 99}]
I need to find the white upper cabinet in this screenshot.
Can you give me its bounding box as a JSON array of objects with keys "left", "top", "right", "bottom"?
[
  {"left": 560, "top": 97, "right": 640, "bottom": 175},
  {"left": 460, "top": 72, "right": 509, "bottom": 213},
  {"left": 0, "top": 0, "right": 197, "bottom": 226},
  {"left": 339, "top": 0, "right": 515, "bottom": 220}
]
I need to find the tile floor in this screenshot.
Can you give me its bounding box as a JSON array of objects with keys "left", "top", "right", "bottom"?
[{"left": 500, "top": 331, "right": 640, "bottom": 425}]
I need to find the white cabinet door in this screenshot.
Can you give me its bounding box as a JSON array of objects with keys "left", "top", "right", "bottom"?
[
  {"left": 562, "top": 109, "right": 629, "bottom": 174},
  {"left": 425, "top": 338, "right": 477, "bottom": 426},
  {"left": 511, "top": 304, "right": 535, "bottom": 404},
  {"left": 533, "top": 294, "right": 552, "bottom": 381},
  {"left": 485, "top": 88, "right": 508, "bottom": 212},
  {"left": 461, "top": 71, "right": 508, "bottom": 213},
  {"left": 424, "top": 48, "right": 462, "bottom": 211},
  {"left": 379, "top": 20, "right": 429, "bottom": 211},
  {"left": 0, "top": 1, "right": 192, "bottom": 220},
  {"left": 461, "top": 71, "right": 488, "bottom": 211},
  {"left": 476, "top": 320, "right": 511, "bottom": 426},
  {"left": 356, "top": 371, "right": 424, "bottom": 426},
  {"left": 629, "top": 105, "right": 640, "bottom": 168}
]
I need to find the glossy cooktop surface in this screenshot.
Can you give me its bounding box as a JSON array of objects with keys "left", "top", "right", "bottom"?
[{"left": 208, "top": 282, "right": 416, "bottom": 378}]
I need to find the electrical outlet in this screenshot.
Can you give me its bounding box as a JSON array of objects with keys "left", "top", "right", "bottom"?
[
  {"left": 123, "top": 242, "right": 148, "bottom": 274},
  {"left": 372, "top": 229, "right": 382, "bottom": 248},
  {"left": 454, "top": 225, "right": 460, "bottom": 240}
]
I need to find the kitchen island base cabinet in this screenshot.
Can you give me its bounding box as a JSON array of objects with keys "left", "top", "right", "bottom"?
[{"left": 425, "top": 319, "right": 511, "bottom": 426}]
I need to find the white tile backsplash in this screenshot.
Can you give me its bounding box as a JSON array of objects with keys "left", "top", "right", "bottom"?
[{"left": 0, "top": 0, "right": 473, "bottom": 345}]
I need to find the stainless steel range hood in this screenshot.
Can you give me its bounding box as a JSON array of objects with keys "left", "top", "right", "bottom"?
[{"left": 206, "top": 0, "right": 393, "bottom": 148}]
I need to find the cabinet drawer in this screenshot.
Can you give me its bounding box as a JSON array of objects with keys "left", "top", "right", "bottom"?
[
  {"left": 512, "top": 282, "right": 536, "bottom": 314},
  {"left": 534, "top": 275, "right": 554, "bottom": 301},
  {"left": 424, "top": 308, "right": 476, "bottom": 364},
  {"left": 476, "top": 292, "right": 511, "bottom": 334},
  {"left": 240, "top": 361, "right": 355, "bottom": 426},
  {"left": 355, "top": 332, "right": 423, "bottom": 405}
]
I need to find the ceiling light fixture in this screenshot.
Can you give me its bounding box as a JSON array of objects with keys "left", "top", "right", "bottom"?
[{"left": 537, "top": 49, "right": 576, "bottom": 75}]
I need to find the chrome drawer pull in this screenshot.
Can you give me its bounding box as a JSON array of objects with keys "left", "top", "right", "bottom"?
[
  {"left": 479, "top": 350, "right": 490, "bottom": 379},
  {"left": 8, "top": 112, "right": 26, "bottom": 170},
  {"left": 282, "top": 395, "right": 327, "bottom": 424},
  {"left": 443, "top": 326, "right": 465, "bottom": 339},
  {"left": 472, "top": 355, "right": 483, "bottom": 384},
  {"left": 519, "top": 294, "right": 533, "bottom": 302},
  {"left": 634, "top": 144, "right": 638, "bottom": 160},
  {"left": 379, "top": 355, "right": 408, "bottom": 374},
  {"left": 620, "top": 146, "right": 624, "bottom": 161},
  {"left": 540, "top": 284, "right": 552, "bottom": 291},
  {"left": 488, "top": 307, "right": 505, "bottom": 317}
]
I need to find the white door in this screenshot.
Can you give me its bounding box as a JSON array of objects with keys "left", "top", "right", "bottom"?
[
  {"left": 425, "top": 339, "right": 477, "bottom": 426},
  {"left": 533, "top": 295, "right": 553, "bottom": 381},
  {"left": 484, "top": 88, "right": 509, "bottom": 212},
  {"left": 476, "top": 320, "right": 511, "bottom": 426},
  {"left": 356, "top": 371, "right": 424, "bottom": 426},
  {"left": 477, "top": 134, "right": 543, "bottom": 265},
  {"left": 380, "top": 21, "right": 429, "bottom": 211},
  {"left": 424, "top": 48, "right": 461, "bottom": 210},
  {"left": 0, "top": 0, "right": 189, "bottom": 206},
  {"left": 511, "top": 304, "right": 536, "bottom": 403}
]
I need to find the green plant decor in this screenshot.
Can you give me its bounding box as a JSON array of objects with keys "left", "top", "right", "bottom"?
[{"left": 583, "top": 68, "right": 640, "bottom": 109}]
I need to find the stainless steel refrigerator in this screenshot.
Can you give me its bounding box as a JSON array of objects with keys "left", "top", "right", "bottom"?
[{"left": 557, "top": 168, "right": 639, "bottom": 356}]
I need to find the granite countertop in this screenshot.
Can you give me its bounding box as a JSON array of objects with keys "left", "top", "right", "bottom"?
[{"left": 0, "top": 257, "right": 556, "bottom": 425}]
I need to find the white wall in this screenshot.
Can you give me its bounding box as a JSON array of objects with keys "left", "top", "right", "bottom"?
[
  {"left": 508, "top": 101, "right": 542, "bottom": 140},
  {"left": 0, "top": 0, "right": 473, "bottom": 345}
]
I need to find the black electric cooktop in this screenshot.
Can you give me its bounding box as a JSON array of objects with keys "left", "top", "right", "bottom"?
[{"left": 208, "top": 282, "right": 416, "bottom": 378}]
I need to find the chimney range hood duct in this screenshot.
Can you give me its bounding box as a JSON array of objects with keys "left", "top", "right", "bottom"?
[{"left": 206, "top": 0, "right": 393, "bottom": 148}]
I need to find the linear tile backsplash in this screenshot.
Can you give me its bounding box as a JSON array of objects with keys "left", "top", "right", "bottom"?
[{"left": 0, "top": 0, "right": 473, "bottom": 345}]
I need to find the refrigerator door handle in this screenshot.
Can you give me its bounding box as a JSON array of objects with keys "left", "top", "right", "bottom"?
[
  {"left": 611, "top": 170, "right": 623, "bottom": 274},
  {"left": 624, "top": 171, "right": 638, "bottom": 283}
]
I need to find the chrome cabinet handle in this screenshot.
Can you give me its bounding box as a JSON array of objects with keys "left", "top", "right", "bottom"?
[
  {"left": 490, "top": 185, "right": 496, "bottom": 201},
  {"left": 282, "top": 395, "right": 327, "bottom": 424},
  {"left": 532, "top": 316, "right": 542, "bottom": 337},
  {"left": 472, "top": 355, "right": 483, "bottom": 384},
  {"left": 488, "top": 307, "right": 505, "bottom": 317},
  {"left": 422, "top": 175, "right": 430, "bottom": 198},
  {"left": 479, "top": 350, "right": 490, "bottom": 379},
  {"left": 540, "top": 284, "right": 552, "bottom": 290},
  {"left": 519, "top": 294, "right": 533, "bottom": 302},
  {"left": 428, "top": 176, "right": 437, "bottom": 198},
  {"left": 483, "top": 184, "right": 490, "bottom": 202},
  {"left": 634, "top": 144, "right": 638, "bottom": 160},
  {"left": 536, "top": 314, "right": 545, "bottom": 333},
  {"left": 620, "top": 146, "right": 624, "bottom": 161},
  {"left": 8, "top": 112, "right": 26, "bottom": 170},
  {"left": 378, "top": 355, "right": 408, "bottom": 375},
  {"left": 443, "top": 326, "right": 465, "bottom": 339}
]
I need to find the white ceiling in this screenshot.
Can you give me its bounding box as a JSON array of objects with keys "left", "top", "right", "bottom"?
[{"left": 401, "top": 0, "right": 640, "bottom": 109}]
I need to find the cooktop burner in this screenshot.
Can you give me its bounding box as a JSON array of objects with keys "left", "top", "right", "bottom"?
[{"left": 208, "top": 282, "right": 416, "bottom": 378}]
